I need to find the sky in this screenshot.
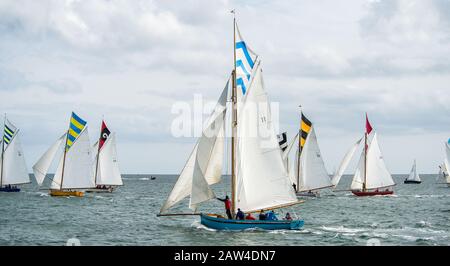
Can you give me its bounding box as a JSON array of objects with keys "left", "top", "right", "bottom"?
[{"left": 0, "top": 0, "right": 449, "bottom": 174}]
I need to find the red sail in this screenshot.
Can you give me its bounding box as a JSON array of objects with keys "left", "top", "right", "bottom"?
[
  {"left": 365, "top": 113, "right": 373, "bottom": 135},
  {"left": 99, "top": 120, "right": 111, "bottom": 149}
]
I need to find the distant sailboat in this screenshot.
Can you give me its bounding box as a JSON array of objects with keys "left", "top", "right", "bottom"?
[
  {"left": 404, "top": 160, "right": 421, "bottom": 184},
  {"left": 86, "top": 120, "right": 123, "bottom": 193},
  {"left": 437, "top": 141, "right": 450, "bottom": 187},
  {"left": 0, "top": 117, "right": 30, "bottom": 192},
  {"left": 158, "top": 17, "right": 304, "bottom": 231},
  {"left": 285, "top": 113, "right": 332, "bottom": 197},
  {"left": 332, "top": 114, "right": 395, "bottom": 196},
  {"left": 32, "top": 112, "right": 95, "bottom": 197}
]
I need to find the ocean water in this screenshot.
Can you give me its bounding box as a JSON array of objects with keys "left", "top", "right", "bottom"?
[{"left": 0, "top": 174, "right": 449, "bottom": 246}]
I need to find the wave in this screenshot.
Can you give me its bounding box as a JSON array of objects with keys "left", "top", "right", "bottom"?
[{"left": 321, "top": 225, "right": 367, "bottom": 234}]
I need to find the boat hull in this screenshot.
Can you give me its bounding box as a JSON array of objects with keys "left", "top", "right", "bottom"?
[
  {"left": 403, "top": 180, "right": 421, "bottom": 184},
  {"left": 85, "top": 187, "right": 114, "bottom": 193},
  {"left": 0, "top": 186, "right": 20, "bottom": 192},
  {"left": 351, "top": 190, "right": 393, "bottom": 196},
  {"left": 296, "top": 191, "right": 319, "bottom": 197},
  {"left": 49, "top": 190, "right": 84, "bottom": 197},
  {"left": 200, "top": 214, "right": 304, "bottom": 230}
]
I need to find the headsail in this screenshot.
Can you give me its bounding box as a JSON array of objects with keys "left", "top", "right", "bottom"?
[
  {"left": 235, "top": 62, "right": 298, "bottom": 213},
  {"left": 95, "top": 133, "right": 123, "bottom": 186},
  {"left": 32, "top": 134, "right": 66, "bottom": 186},
  {"left": 331, "top": 137, "right": 363, "bottom": 187},
  {"left": 160, "top": 80, "right": 228, "bottom": 213},
  {"left": 297, "top": 126, "right": 332, "bottom": 192}
]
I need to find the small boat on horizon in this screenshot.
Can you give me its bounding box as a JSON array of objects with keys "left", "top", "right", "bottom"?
[
  {"left": 32, "top": 112, "right": 95, "bottom": 197},
  {"left": 0, "top": 117, "right": 30, "bottom": 192},
  {"left": 404, "top": 160, "right": 421, "bottom": 184},
  {"left": 331, "top": 114, "right": 395, "bottom": 196}
]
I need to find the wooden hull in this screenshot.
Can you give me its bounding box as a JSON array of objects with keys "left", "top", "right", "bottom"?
[
  {"left": 200, "top": 214, "right": 304, "bottom": 230},
  {"left": 49, "top": 190, "right": 84, "bottom": 197},
  {"left": 0, "top": 186, "right": 20, "bottom": 192},
  {"left": 404, "top": 180, "right": 421, "bottom": 184},
  {"left": 351, "top": 190, "right": 393, "bottom": 196}
]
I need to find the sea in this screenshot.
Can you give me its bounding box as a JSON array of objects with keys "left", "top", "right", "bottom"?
[{"left": 0, "top": 174, "right": 449, "bottom": 246}]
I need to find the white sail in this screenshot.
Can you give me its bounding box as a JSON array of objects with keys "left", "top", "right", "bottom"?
[
  {"left": 331, "top": 137, "right": 363, "bottom": 187},
  {"left": 350, "top": 150, "right": 365, "bottom": 190},
  {"left": 297, "top": 126, "right": 332, "bottom": 191},
  {"left": 95, "top": 133, "right": 123, "bottom": 186},
  {"left": 235, "top": 62, "right": 298, "bottom": 212},
  {"left": 0, "top": 132, "right": 30, "bottom": 185},
  {"left": 365, "top": 133, "right": 395, "bottom": 189},
  {"left": 160, "top": 81, "right": 228, "bottom": 213},
  {"left": 406, "top": 160, "right": 421, "bottom": 182},
  {"left": 32, "top": 134, "right": 65, "bottom": 186},
  {"left": 50, "top": 128, "right": 95, "bottom": 189},
  {"left": 445, "top": 143, "right": 450, "bottom": 183}
]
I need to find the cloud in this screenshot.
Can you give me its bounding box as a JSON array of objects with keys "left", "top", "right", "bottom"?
[{"left": 0, "top": 0, "right": 448, "bottom": 173}]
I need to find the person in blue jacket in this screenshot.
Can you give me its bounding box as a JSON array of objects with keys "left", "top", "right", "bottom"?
[
  {"left": 235, "top": 208, "right": 245, "bottom": 220},
  {"left": 266, "top": 210, "right": 278, "bottom": 221}
]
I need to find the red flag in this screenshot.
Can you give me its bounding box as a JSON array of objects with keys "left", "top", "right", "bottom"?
[
  {"left": 365, "top": 113, "right": 373, "bottom": 135},
  {"left": 99, "top": 120, "right": 110, "bottom": 149}
]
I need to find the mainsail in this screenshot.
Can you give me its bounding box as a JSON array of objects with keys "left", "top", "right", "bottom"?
[
  {"left": 406, "top": 160, "right": 421, "bottom": 182},
  {"left": 297, "top": 126, "right": 332, "bottom": 192},
  {"left": 94, "top": 132, "right": 123, "bottom": 186},
  {"left": 235, "top": 62, "right": 298, "bottom": 212},
  {"left": 32, "top": 134, "right": 66, "bottom": 186},
  {"left": 0, "top": 130, "right": 30, "bottom": 185},
  {"left": 51, "top": 128, "right": 95, "bottom": 189}
]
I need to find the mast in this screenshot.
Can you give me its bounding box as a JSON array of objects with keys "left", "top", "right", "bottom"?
[
  {"left": 230, "top": 11, "right": 237, "bottom": 215},
  {"left": 296, "top": 107, "right": 302, "bottom": 192},
  {"left": 363, "top": 113, "right": 367, "bottom": 192},
  {"left": 59, "top": 118, "right": 71, "bottom": 190},
  {"left": 0, "top": 114, "right": 5, "bottom": 187},
  {"left": 94, "top": 119, "right": 103, "bottom": 186}
]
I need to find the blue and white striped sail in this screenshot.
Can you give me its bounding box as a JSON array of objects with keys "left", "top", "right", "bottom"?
[{"left": 235, "top": 23, "right": 258, "bottom": 96}]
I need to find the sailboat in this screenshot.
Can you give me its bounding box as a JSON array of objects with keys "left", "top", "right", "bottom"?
[
  {"left": 158, "top": 17, "right": 304, "bottom": 230},
  {"left": 404, "top": 160, "right": 421, "bottom": 184},
  {"left": 331, "top": 114, "right": 395, "bottom": 196},
  {"left": 284, "top": 113, "right": 332, "bottom": 197},
  {"left": 0, "top": 117, "right": 30, "bottom": 192},
  {"left": 86, "top": 120, "right": 122, "bottom": 193},
  {"left": 437, "top": 141, "right": 450, "bottom": 187},
  {"left": 32, "top": 112, "right": 95, "bottom": 197}
]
